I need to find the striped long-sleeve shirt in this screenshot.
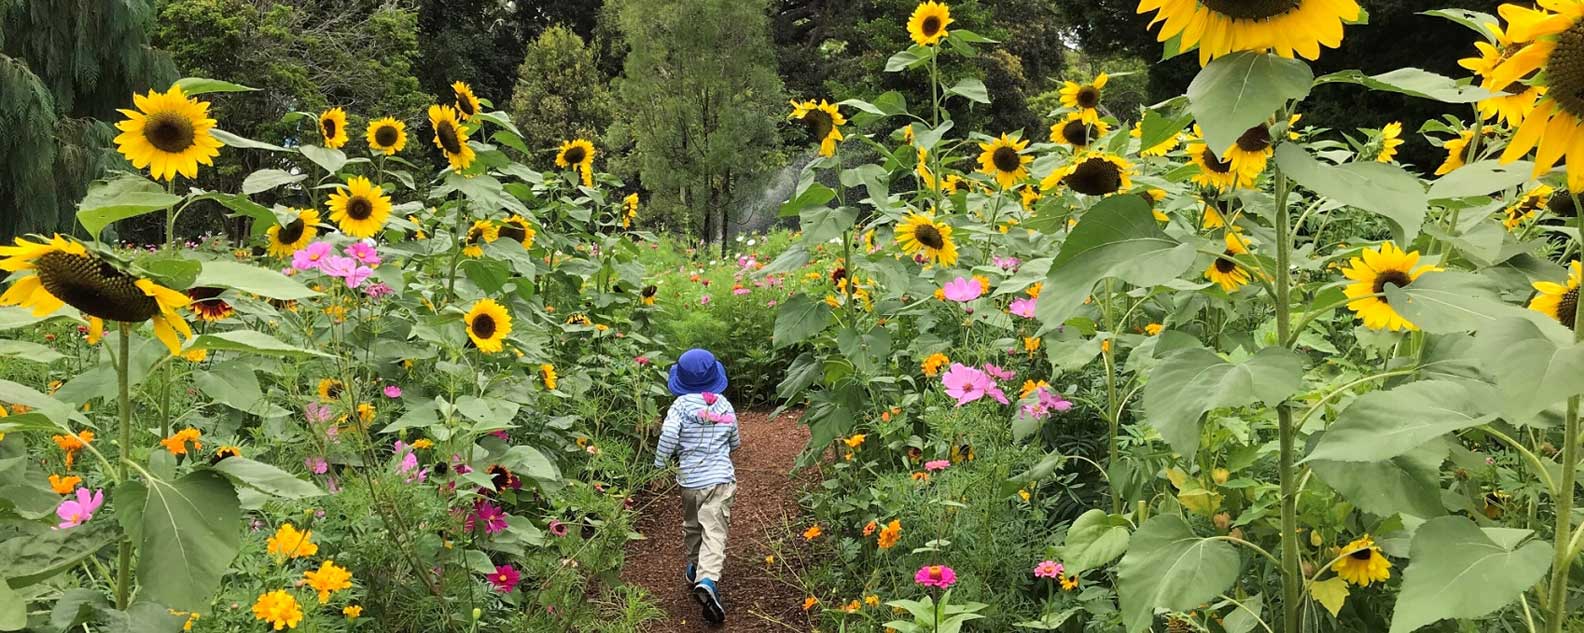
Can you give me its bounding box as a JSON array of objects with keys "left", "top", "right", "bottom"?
[{"left": 653, "top": 393, "right": 740, "bottom": 489}]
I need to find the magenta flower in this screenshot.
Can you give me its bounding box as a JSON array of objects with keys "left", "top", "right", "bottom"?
[
  {"left": 470, "top": 500, "right": 509, "bottom": 535},
  {"left": 305, "top": 456, "right": 329, "bottom": 475},
  {"left": 291, "top": 241, "right": 334, "bottom": 272},
  {"left": 491, "top": 430, "right": 509, "bottom": 441},
  {"left": 924, "top": 459, "right": 951, "bottom": 472},
  {"left": 941, "top": 363, "right": 993, "bottom": 406},
  {"left": 982, "top": 363, "right": 1015, "bottom": 381},
  {"left": 993, "top": 256, "right": 1021, "bottom": 271},
  {"left": 1033, "top": 560, "right": 1064, "bottom": 579},
  {"left": 549, "top": 519, "right": 568, "bottom": 537},
  {"left": 487, "top": 564, "right": 521, "bottom": 593},
  {"left": 701, "top": 392, "right": 718, "bottom": 405},
  {"left": 345, "top": 242, "right": 382, "bottom": 266},
  {"left": 941, "top": 277, "right": 983, "bottom": 302},
  {"left": 305, "top": 402, "right": 334, "bottom": 425},
  {"left": 700, "top": 294, "right": 712, "bottom": 306},
  {"left": 732, "top": 287, "right": 751, "bottom": 296},
  {"left": 319, "top": 255, "right": 355, "bottom": 279},
  {"left": 383, "top": 385, "right": 403, "bottom": 398},
  {"left": 914, "top": 564, "right": 958, "bottom": 589},
  {"left": 55, "top": 488, "right": 104, "bottom": 529},
  {"left": 1009, "top": 297, "right": 1038, "bottom": 318},
  {"left": 635, "top": 356, "right": 651, "bottom": 366},
  {"left": 364, "top": 282, "right": 394, "bottom": 299}
]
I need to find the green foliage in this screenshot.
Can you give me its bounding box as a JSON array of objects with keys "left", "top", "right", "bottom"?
[{"left": 509, "top": 25, "right": 613, "bottom": 158}]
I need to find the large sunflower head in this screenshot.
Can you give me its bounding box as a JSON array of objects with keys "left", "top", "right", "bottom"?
[
  {"left": 266, "top": 209, "right": 320, "bottom": 258},
  {"left": 113, "top": 84, "right": 223, "bottom": 181},
  {"left": 1331, "top": 535, "right": 1392, "bottom": 587},
  {"left": 451, "top": 81, "right": 482, "bottom": 120},
  {"left": 327, "top": 177, "right": 392, "bottom": 239},
  {"left": 499, "top": 216, "right": 537, "bottom": 249},
  {"left": 319, "top": 107, "right": 349, "bottom": 149},
  {"left": 907, "top": 1, "right": 953, "bottom": 47},
  {"left": 1436, "top": 129, "right": 1477, "bottom": 176},
  {"left": 1051, "top": 113, "right": 1111, "bottom": 149},
  {"left": 789, "top": 100, "right": 847, "bottom": 157},
  {"left": 895, "top": 212, "right": 958, "bottom": 266},
  {"left": 1222, "top": 124, "right": 1274, "bottom": 176},
  {"left": 1188, "top": 141, "right": 1246, "bottom": 191},
  {"left": 463, "top": 220, "right": 500, "bottom": 258},
  {"left": 1043, "top": 153, "right": 1134, "bottom": 196},
  {"left": 1340, "top": 241, "right": 1442, "bottom": 332},
  {"left": 1203, "top": 232, "right": 1253, "bottom": 292},
  {"left": 978, "top": 133, "right": 1032, "bottom": 189},
  {"left": 366, "top": 117, "right": 407, "bottom": 156},
  {"left": 464, "top": 298, "right": 512, "bottom": 354},
  {"left": 1137, "top": 0, "right": 1363, "bottom": 65},
  {"left": 427, "top": 105, "right": 476, "bottom": 172},
  {"left": 556, "top": 139, "right": 597, "bottom": 187},
  {"left": 1059, "top": 73, "right": 1109, "bottom": 124},
  {"left": 0, "top": 235, "right": 192, "bottom": 354},
  {"left": 1530, "top": 260, "right": 1582, "bottom": 327},
  {"left": 187, "top": 286, "right": 233, "bottom": 322},
  {"left": 1490, "top": 1, "right": 1584, "bottom": 190}
]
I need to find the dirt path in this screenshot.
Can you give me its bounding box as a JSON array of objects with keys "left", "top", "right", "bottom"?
[{"left": 622, "top": 409, "right": 812, "bottom": 632}]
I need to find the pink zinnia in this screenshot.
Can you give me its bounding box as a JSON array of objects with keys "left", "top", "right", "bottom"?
[
  {"left": 488, "top": 564, "right": 521, "bottom": 593},
  {"left": 941, "top": 363, "right": 992, "bottom": 406},
  {"left": 914, "top": 564, "right": 957, "bottom": 589},
  {"left": 384, "top": 385, "right": 402, "bottom": 398},
  {"left": 1033, "top": 560, "right": 1064, "bottom": 579},
  {"left": 305, "top": 402, "right": 333, "bottom": 424},
  {"left": 55, "top": 488, "right": 104, "bottom": 529},
  {"left": 549, "top": 519, "right": 568, "bottom": 537},
  {"left": 471, "top": 500, "right": 509, "bottom": 534},
  {"left": 924, "top": 459, "right": 950, "bottom": 472},
  {"left": 733, "top": 287, "right": 751, "bottom": 296},
  {"left": 345, "top": 242, "right": 382, "bottom": 266},
  {"left": 305, "top": 456, "right": 329, "bottom": 475},
  {"left": 700, "top": 294, "right": 712, "bottom": 306},
  {"left": 941, "top": 277, "right": 983, "bottom": 302},
  {"left": 291, "top": 241, "right": 333, "bottom": 272},
  {"left": 1009, "top": 297, "right": 1037, "bottom": 318},
  {"left": 635, "top": 356, "right": 651, "bottom": 366},
  {"left": 364, "top": 282, "right": 394, "bottom": 299}
]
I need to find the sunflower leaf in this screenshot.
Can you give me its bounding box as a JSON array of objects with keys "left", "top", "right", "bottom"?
[
  {"left": 1187, "top": 52, "right": 1313, "bottom": 155},
  {"left": 1034, "top": 194, "right": 1196, "bottom": 330},
  {"left": 76, "top": 173, "right": 182, "bottom": 239},
  {"left": 194, "top": 261, "right": 317, "bottom": 301},
  {"left": 172, "top": 77, "right": 257, "bottom": 95},
  {"left": 211, "top": 129, "right": 291, "bottom": 152},
  {"left": 1314, "top": 68, "right": 1497, "bottom": 104},
  {"left": 1382, "top": 270, "right": 1534, "bottom": 334},
  {"left": 1137, "top": 108, "right": 1193, "bottom": 154},
  {"left": 298, "top": 145, "right": 347, "bottom": 175},
  {"left": 1310, "top": 440, "right": 1448, "bottom": 518},
  {"left": 1308, "top": 578, "right": 1350, "bottom": 618},
  {"left": 1388, "top": 516, "right": 1551, "bottom": 633},
  {"left": 1303, "top": 379, "right": 1499, "bottom": 463},
  {"left": 1117, "top": 515, "right": 1240, "bottom": 633},
  {"left": 1274, "top": 143, "right": 1428, "bottom": 241},
  {"left": 946, "top": 78, "right": 989, "bottom": 104},
  {"left": 1470, "top": 316, "right": 1584, "bottom": 421},
  {"left": 208, "top": 458, "right": 324, "bottom": 500},
  {"left": 115, "top": 470, "right": 241, "bottom": 612},
  {"left": 1427, "top": 160, "right": 1536, "bottom": 199},
  {"left": 240, "top": 169, "right": 305, "bottom": 195},
  {"left": 773, "top": 294, "right": 834, "bottom": 348},
  {"left": 1142, "top": 346, "right": 1304, "bottom": 461},
  {"left": 189, "top": 330, "right": 333, "bottom": 358},
  {"left": 1060, "top": 509, "right": 1131, "bottom": 573}
]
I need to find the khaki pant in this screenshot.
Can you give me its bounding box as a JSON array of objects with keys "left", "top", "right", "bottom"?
[{"left": 681, "top": 482, "right": 735, "bottom": 583}]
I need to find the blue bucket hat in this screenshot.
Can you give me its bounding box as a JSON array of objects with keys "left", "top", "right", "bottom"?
[{"left": 668, "top": 348, "right": 728, "bottom": 396}]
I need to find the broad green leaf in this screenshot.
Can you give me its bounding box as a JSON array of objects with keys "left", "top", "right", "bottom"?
[
  {"left": 173, "top": 77, "right": 258, "bottom": 95},
  {"left": 1275, "top": 144, "right": 1427, "bottom": 240},
  {"left": 1187, "top": 52, "right": 1313, "bottom": 154},
  {"left": 1137, "top": 108, "right": 1194, "bottom": 153},
  {"left": 1061, "top": 509, "right": 1131, "bottom": 573},
  {"left": 1384, "top": 270, "right": 1531, "bottom": 334},
  {"left": 1389, "top": 516, "right": 1551, "bottom": 633},
  {"left": 773, "top": 294, "right": 834, "bottom": 348},
  {"left": 194, "top": 261, "right": 318, "bottom": 300},
  {"left": 0, "top": 379, "right": 79, "bottom": 425},
  {"left": 499, "top": 446, "right": 560, "bottom": 482},
  {"left": 189, "top": 330, "right": 332, "bottom": 358},
  {"left": 1427, "top": 160, "right": 1536, "bottom": 200},
  {"left": 0, "top": 306, "right": 70, "bottom": 330},
  {"left": 1423, "top": 9, "right": 1499, "bottom": 38},
  {"left": 779, "top": 169, "right": 835, "bottom": 218},
  {"left": 1222, "top": 593, "right": 1263, "bottom": 633},
  {"left": 132, "top": 251, "right": 201, "bottom": 289},
  {"left": 0, "top": 520, "right": 118, "bottom": 587},
  {"left": 116, "top": 471, "right": 241, "bottom": 611},
  {"left": 1142, "top": 346, "right": 1304, "bottom": 460},
  {"left": 800, "top": 206, "right": 857, "bottom": 244},
  {"left": 48, "top": 589, "right": 103, "bottom": 632},
  {"left": 299, "top": 145, "right": 347, "bottom": 174},
  {"left": 885, "top": 47, "right": 930, "bottom": 72},
  {"left": 0, "top": 339, "right": 63, "bottom": 364},
  {"left": 193, "top": 361, "right": 263, "bottom": 412},
  {"left": 1310, "top": 441, "right": 1447, "bottom": 518},
  {"left": 776, "top": 352, "right": 822, "bottom": 401},
  {"left": 241, "top": 169, "right": 305, "bottom": 195},
  {"left": 0, "top": 581, "right": 20, "bottom": 631},
  {"left": 76, "top": 173, "right": 181, "bottom": 238},
  {"left": 211, "top": 129, "right": 291, "bottom": 152},
  {"left": 185, "top": 191, "right": 277, "bottom": 239},
  {"left": 1471, "top": 316, "right": 1584, "bottom": 420},
  {"left": 1304, "top": 380, "right": 1498, "bottom": 463},
  {"left": 758, "top": 244, "right": 810, "bottom": 277},
  {"left": 209, "top": 458, "right": 324, "bottom": 499},
  {"left": 1118, "top": 515, "right": 1240, "bottom": 633},
  {"left": 1314, "top": 68, "right": 1496, "bottom": 104},
  {"left": 946, "top": 77, "right": 989, "bottom": 104},
  {"left": 1034, "top": 195, "right": 1196, "bottom": 330},
  {"left": 1309, "top": 577, "right": 1350, "bottom": 617}
]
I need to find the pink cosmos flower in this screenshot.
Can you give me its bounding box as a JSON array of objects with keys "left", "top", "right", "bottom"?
[
  {"left": 941, "top": 277, "right": 983, "bottom": 302},
  {"left": 55, "top": 488, "right": 104, "bottom": 529},
  {"left": 1019, "top": 386, "right": 1075, "bottom": 421},
  {"left": 549, "top": 519, "right": 568, "bottom": 537},
  {"left": 305, "top": 402, "right": 334, "bottom": 425},
  {"left": 982, "top": 363, "right": 1015, "bottom": 381},
  {"left": 733, "top": 287, "right": 751, "bottom": 296},
  {"left": 924, "top": 460, "right": 951, "bottom": 472},
  {"left": 291, "top": 241, "right": 333, "bottom": 272},
  {"left": 345, "top": 242, "right": 381, "bottom": 266},
  {"left": 305, "top": 457, "right": 329, "bottom": 475},
  {"left": 993, "top": 256, "right": 1021, "bottom": 271},
  {"left": 914, "top": 564, "right": 958, "bottom": 589},
  {"left": 384, "top": 385, "right": 402, "bottom": 398},
  {"left": 1009, "top": 297, "right": 1038, "bottom": 318},
  {"left": 488, "top": 564, "right": 521, "bottom": 593},
  {"left": 470, "top": 500, "right": 509, "bottom": 535},
  {"left": 942, "top": 363, "right": 994, "bottom": 406},
  {"left": 700, "top": 295, "right": 712, "bottom": 306},
  {"left": 1034, "top": 560, "right": 1064, "bottom": 579},
  {"left": 635, "top": 356, "right": 651, "bottom": 366},
  {"left": 364, "top": 282, "right": 393, "bottom": 299}
]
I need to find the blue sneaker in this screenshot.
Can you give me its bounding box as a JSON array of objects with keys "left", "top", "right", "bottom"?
[
  {"left": 692, "top": 578, "right": 725, "bottom": 624},
  {"left": 684, "top": 563, "right": 696, "bottom": 585}
]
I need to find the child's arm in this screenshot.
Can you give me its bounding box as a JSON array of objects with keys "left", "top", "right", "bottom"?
[
  {"left": 653, "top": 403, "right": 682, "bottom": 468},
  {"left": 726, "top": 401, "right": 741, "bottom": 452}
]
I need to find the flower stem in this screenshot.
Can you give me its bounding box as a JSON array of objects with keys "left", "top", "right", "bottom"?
[
  {"left": 1272, "top": 161, "right": 1302, "bottom": 633},
  {"left": 1547, "top": 194, "right": 1584, "bottom": 632},
  {"left": 114, "top": 322, "right": 133, "bottom": 610}
]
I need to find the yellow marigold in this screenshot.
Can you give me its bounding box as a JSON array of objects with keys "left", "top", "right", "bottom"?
[
  {"left": 266, "top": 522, "right": 318, "bottom": 561},
  {"left": 343, "top": 605, "right": 362, "bottom": 619},
  {"left": 159, "top": 427, "right": 202, "bottom": 456},
  {"left": 876, "top": 519, "right": 902, "bottom": 549},
  {"left": 844, "top": 434, "right": 866, "bottom": 448},
  {"left": 802, "top": 596, "right": 819, "bottom": 611},
  {"left": 251, "top": 590, "right": 303, "bottom": 630},
  {"left": 411, "top": 438, "right": 434, "bottom": 449},
  {"left": 303, "top": 560, "right": 353, "bottom": 603},
  {"left": 804, "top": 524, "right": 823, "bottom": 540},
  {"left": 921, "top": 352, "right": 950, "bottom": 376},
  {"left": 864, "top": 595, "right": 880, "bottom": 608},
  {"left": 49, "top": 473, "right": 81, "bottom": 494},
  {"left": 1145, "top": 323, "right": 1164, "bottom": 336},
  {"left": 357, "top": 402, "right": 375, "bottom": 423}
]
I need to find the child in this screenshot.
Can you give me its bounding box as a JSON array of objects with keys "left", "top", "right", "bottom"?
[{"left": 653, "top": 348, "right": 740, "bottom": 624}]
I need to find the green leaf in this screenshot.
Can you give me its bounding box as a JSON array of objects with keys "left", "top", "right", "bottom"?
[
  {"left": 241, "top": 169, "right": 305, "bottom": 195},
  {"left": 1137, "top": 108, "right": 1194, "bottom": 153},
  {"left": 0, "top": 520, "right": 118, "bottom": 587},
  {"left": 1187, "top": 52, "right": 1313, "bottom": 155},
  {"left": 1472, "top": 316, "right": 1584, "bottom": 421},
  {"left": 884, "top": 47, "right": 930, "bottom": 72},
  {"left": 1309, "top": 577, "right": 1350, "bottom": 618},
  {"left": 189, "top": 330, "right": 333, "bottom": 358},
  {"left": 946, "top": 78, "right": 989, "bottom": 104},
  {"left": 773, "top": 294, "right": 834, "bottom": 348},
  {"left": 1314, "top": 68, "right": 1496, "bottom": 104},
  {"left": 1422, "top": 9, "right": 1500, "bottom": 38},
  {"left": 76, "top": 173, "right": 181, "bottom": 238},
  {"left": 1142, "top": 346, "right": 1305, "bottom": 460},
  {"left": 1388, "top": 516, "right": 1551, "bottom": 633},
  {"left": 211, "top": 129, "right": 291, "bottom": 152},
  {"left": 1034, "top": 195, "right": 1196, "bottom": 330},
  {"left": 184, "top": 191, "right": 276, "bottom": 239},
  {"left": 498, "top": 446, "right": 560, "bottom": 482},
  {"left": 0, "top": 339, "right": 64, "bottom": 364},
  {"left": 1310, "top": 441, "right": 1447, "bottom": 518},
  {"left": 115, "top": 471, "right": 241, "bottom": 611},
  {"left": 209, "top": 458, "right": 324, "bottom": 499},
  {"left": 0, "top": 581, "right": 20, "bottom": 631},
  {"left": 1274, "top": 144, "right": 1428, "bottom": 240},
  {"left": 1304, "top": 380, "right": 1497, "bottom": 463},
  {"left": 1222, "top": 594, "right": 1263, "bottom": 633},
  {"left": 779, "top": 168, "right": 836, "bottom": 218},
  {"left": 173, "top": 77, "right": 258, "bottom": 95},
  {"left": 192, "top": 361, "right": 263, "bottom": 412},
  {"left": 1118, "top": 515, "right": 1241, "bottom": 633},
  {"left": 1427, "top": 160, "right": 1536, "bottom": 200},
  {"left": 0, "top": 379, "right": 79, "bottom": 425},
  {"left": 194, "top": 261, "right": 318, "bottom": 300},
  {"left": 1061, "top": 509, "right": 1131, "bottom": 573},
  {"left": 299, "top": 145, "right": 347, "bottom": 174},
  {"left": 799, "top": 206, "right": 857, "bottom": 244},
  {"left": 132, "top": 251, "right": 201, "bottom": 289},
  {"left": 1383, "top": 270, "right": 1530, "bottom": 334}
]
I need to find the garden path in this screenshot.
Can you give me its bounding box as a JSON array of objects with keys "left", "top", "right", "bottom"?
[{"left": 622, "top": 409, "right": 812, "bottom": 631}]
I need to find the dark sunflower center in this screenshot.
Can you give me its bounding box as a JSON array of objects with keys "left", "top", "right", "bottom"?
[
  {"left": 1060, "top": 120, "right": 1094, "bottom": 146},
  {"left": 802, "top": 110, "right": 835, "bottom": 141},
  {"left": 188, "top": 286, "right": 223, "bottom": 301},
  {"left": 144, "top": 112, "right": 196, "bottom": 154},
  {"left": 1372, "top": 270, "right": 1413, "bottom": 298},
  {"left": 1076, "top": 86, "right": 1101, "bottom": 109},
  {"left": 499, "top": 222, "right": 526, "bottom": 242},
  {"left": 321, "top": 117, "right": 338, "bottom": 140},
  {"left": 466, "top": 227, "right": 484, "bottom": 245},
  {"left": 1065, "top": 157, "right": 1123, "bottom": 196},
  {"left": 992, "top": 146, "right": 1022, "bottom": 173},
  {"left": 1214, "top": 254, "right": 1237, "bottom": 273},
  {"left": 913, "top": 224, "right": 945, "bottom": 250},
  {"left": 374, "top": 125, "right": 399, "bottom": 147},
  {"left": 1199, "top": 0, "right": 1302, "bottom": 20},
  {"left": 1547, "top": 21, "right": 1584, "bottom": 118},
  {"left": 327, "top": 382, "right": 342, "bottom": 399},
  {"left": 1138, "top": 191, "right": 1158, "bottom": 207},
  {"left": 922, "top": 15, "right": 942, "bottom": 36},
  {"left": 471, "top": 313, "right": 497, "bottom": 339},
  {"left": 1549, "top": 190, "right": 1579, "bottom": 217},
  {"left": 641, "top": 285, "right": 657, "bottom": 298},
  {"left": 1236, "top": 126, "right": 1272, "bottom": 152},
  {"left": 347, "top": 197, "right": 374, "bottom": 221},
  {"left": 563, "top": 146, "right": 586, "bottom": 165},
  {"left": 1349, "top": 548, "right": 1373, "bottom": 561},
  {"left": 277, "top": 218, "right": 306, "bottom": 244},
  {"left": 36, "top": 251, "right": 159, "bottom": 322},
  {"left": 1202, "top": 147, "right": 1233, "bottom": 173},
  {"left": 437, "top": 122, "right": 464, "bottom": 154},
  {"left": 1562, "top": 287, "right": 1579, "bottom": 328},
  {"left": 455, "top": 91, "right": 476, "bottom": 116}
]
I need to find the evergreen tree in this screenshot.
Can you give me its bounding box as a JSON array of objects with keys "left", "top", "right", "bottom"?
[{"left": 509, "top": 25, "right": 613, "bottom": 157}]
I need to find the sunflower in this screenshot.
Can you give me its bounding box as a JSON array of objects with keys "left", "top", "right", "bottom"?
[
  {"left": 317, "top": 378, "right": 344, "bottom": 402},
  {"left": 428, "top": 105, "right": 476, "bottom": 172},
  {"left": 266, "top": 209, "right": 320, "bottom": 257},
  {"left": 1340, "top": 241, "right": 1441, "bottom": 332},
  {"left": 1222, "top": 124, "right": 1273, "bottom": 177},
  {"left": 1141, "top": 188, "right": 1170, "bottom": 221},
  {"left": 451, "top": 81, "right": 482, "bottom": 120},
  {"left": 210, "top": 445, "right": 241, "bottom": 465},
  {"left": 1550, "top": 188, "right": 1580, "bottom": 217},
  {"left": 327, "top": 176, "right": 392, "bottom": 238},
  {"left": 1204, "top": 232, "right": 1252, "bottom": 292},
  {"left": 498, "top": 216, "right": 536, "bottom": 249},
  {"left": 1201, "top": 202, "right": 1238, "bottom": 229},
  {"left": 464, "top": 299, "right": 512, "bottom": 354},
  {"left": 463, "top": 220, "right": 500, "bottom": 258},
  {"left": 907, "top": 1, "right": 953, "bottom": 47},
  {"left": 0, "top": 235, "right": 192, "bottom": 354},
  {"left": 1436, "top": 129, "right": 1478, "bottom": 175},
  {"left": 895, "top": 212, "right": 958, "bottom": 266},
  {"left": 789, "top": 100, "right": 846, "bottom": 157},
  {"left": 978, "top": 134, "right": 1032, "bottom": 189},
  {"left": 318, "top": 107, "right": 349, "bottom": 149},
  {"left": 622, "top": 193, "right": 640, "bottom": 228},
  {"left": 113, "top": 84, "right": 223, "bottom": 181},
  {"left": 1042, "top": 153, "right": 1134, "bottom": 196},
  {"left": 1331, "top": 535, "right": 1392, "bottom": 587},
  {"left": 1131, "top": 122, "right": 1180, "bottom": 157},
  {"left": 556, "top": 139, "right": 596, "bottom": 187},
  {"left": 187, "top": 287, "right": 233, "bottom": 322},
  {"left": 1458, "top": 22, "right": 1546, "bottom": 126},
  {"left": 640, "top": 285, "right": 657, "bottom": 305},
  {"left": 1504, "top": 184, "right": 1554, "bottom": 230},
  {"left": 1059, "top": 73, "right": 1108, "bottom": 125},
  {"left": 1136, "top": 0, "right": 1363, "bottom": 66},
  {"left": 1376, "top": 121, "right": 1404, "bottom": 162},
  {"left": 1051, "top": 113, "right": 1111, "bottom": 149},
  {"left": 540, "top": 363, "right": 558, "bottom": 390},
  {"left": 1491, "top": 1, "right": 1584, "bottom": 190},
  {"left": 1530, "top": 259, "right": 1581, "bottom": 327},
  {"left": 366, "top": 117, "right": 407, "bottom": 156},
  {"left": 1187, "top": 140, "right": 1248, "bottom": 190}
]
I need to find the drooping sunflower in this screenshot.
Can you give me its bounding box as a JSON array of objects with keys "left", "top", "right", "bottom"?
[
  {"left": 366, "top": 117, "right": 407, "bottom": 156},
  {"left": 187, "top": 287, "right": 233, "bottom": 322},
  {"left": 1043, "top": 153, "right": 1134, "bottom": 196},
  {"left": 451, "top": 81, "right": 482, "bottom": 120},
  {"left": 789, "top": 99, "right": 847, "bottom": 157},
  {"left": 640, "top": 284, "right": 658, "bottom": 306},
  {"left": 907, "top": 1, "right": 953, "bottom": 47},
  {"left": 1222, "top": 124, "right": 1273, "bottom": 177},
  {"left": 1131, "top": 122, "right": 1180, "bottom": 157},
  {"left": 556, "top": 139, "right": 597, "bottom": 187},
  {"left": 318, "top": 107, "right": 349, "bottom": 149},
  {"left": 428, "top": 105, "right": 476, "bottom": 172},
  {"left": 327, "top": 176, "right": 392, "bottom": 238},
  {"left": 113, "top": 84, "right": 223, "bottom": 181},
  {"left": 1187, "top": 141, "right": 1247, "bottom": 191},
  {"left": 1504, "top": 184, "right": 1554, "bottom": 230},
  {"left": 1136, "top": 0, "right": 1363, "bottom": 66},
  {"left": 0, "top": 235, "right": 192, "bottom": 354},
  {"left": 1204, "top": 232, "right": 1252, "bottom": 292},
  {"left": 464, "top": 298, "right": 512, "bottom": 354},
  {"left": 895, "top": 212, "right": 958, "bottom": 266},
  {"left": 264, "top": 209, "right": 318, "bottom": 257},
  {"left": 1376, "top": 121, "right": 1404, "bottom": 163},
  {"left": 977, "top": 133, "right": 1032, "bottom": 189},
  {"left": 1051, "top": 113, "right": 1111, "bottom": 149},
  {"left": 1530, "top": 259, "right": 1581, "bottom": 327},
  {"left": 498, "top": 215, "right": 536, "bottom": 249},
  {"left": 1340, "top": 241, "right": 1441, "bottom": 332},
  {"left": 1059, "top": 73, "right": 1108, "bottom": 125},
  {"left": 622, "top": 193, "right": 640, "bottom": 228},
  {"left": 1331, "top": 535, "right": 1392, "bottom": 587},
  {"left": 316, "top": 378, "right": 344, "bottom": 402},
  {"left": 1491, "top": 0, "right": 1584, "bottom": 190},
  {"left": 462, "top": 220, "right": 500, "bottom": 258}
]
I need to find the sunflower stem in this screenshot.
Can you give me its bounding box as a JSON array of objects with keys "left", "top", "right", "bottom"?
[
  {"left": 1102, "top": 278, "right": 1120, "bottom": 515},
  {"left": 114, "top": 322, "right": 133, "bottom": 610},
  {"left": 1547, "top": 193, "right": 1584, "bottom": 632},
  {"left": 1272, "top": 157, "right": 1303, "bottom": 633}
]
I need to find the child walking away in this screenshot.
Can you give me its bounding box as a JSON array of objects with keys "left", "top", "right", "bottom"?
[{"left": 654, "top": 348, "right": 740, "bottom": 625}]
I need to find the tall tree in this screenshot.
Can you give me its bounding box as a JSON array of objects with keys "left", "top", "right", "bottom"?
[
  {"left": 611, "top": 0, "right": 784, "bottom": 253},
  {"left": 509, "top": 25, "right": 613, "bottom": 156}
]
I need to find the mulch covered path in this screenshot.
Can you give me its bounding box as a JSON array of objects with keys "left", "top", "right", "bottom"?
[{"left": 621, "top": 409, "right": 814, "bottom": 632}]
